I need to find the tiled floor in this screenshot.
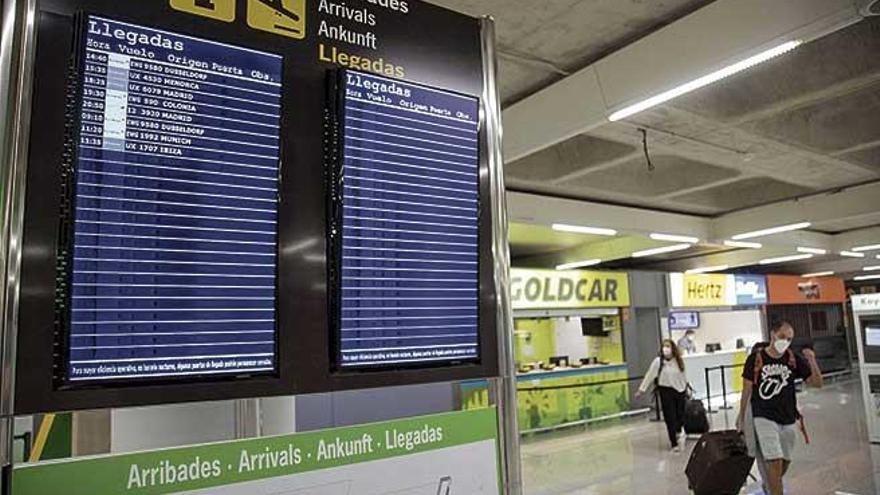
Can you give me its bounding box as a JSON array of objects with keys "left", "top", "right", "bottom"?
[{"left": 521, "top": 378, "right": 880, "bottom": 494}]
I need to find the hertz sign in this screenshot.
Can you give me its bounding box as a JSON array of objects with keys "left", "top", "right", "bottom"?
[{"left": 510, "top": 269, "right": 630, "bottom": 310}]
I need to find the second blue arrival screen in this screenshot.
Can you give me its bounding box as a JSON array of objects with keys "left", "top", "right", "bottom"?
[{"left": 338, "top": 71, "right": 481, "bottom": 368}]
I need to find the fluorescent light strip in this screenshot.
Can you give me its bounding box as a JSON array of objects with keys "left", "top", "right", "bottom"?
[
  {"left": 632, "top": 243, "right": 692, "bottom": 258},
  {"left": 724, "top": 240, "right": 762, "bottom": 249},
  {"left": 759, "top": 254, "right": 813, "bottom": 265},
  {"left": 840, "top": 251, "right": 866, "bottom": 258},
  {"left": 855, "top": 275, "right": 880, "bottom": 281},
  {"left": 797, "top": 247, "right": 827, "bottom": 255},
  {"left": 686, "top": 265, "right": 729, "bottom": 274},
  {"left": 731, "top": 222, "right": 811, "bottom": 240},
  {"left": 650, "top": 233, "right": 700, "bottom": 244},
  {"left": 552, "top": 223, "right": 618, "bottom": 236},
  {"left": 802, "top": 271, "right": 834, "bottom": 278},
  {"left": 853, "top": 244, "right": 880, "bottom": 252},
  {"left": 608, "top": 40, "right": 803, "bottom": 122},
  {"left": 556, "top": 259, "right": 602, "bottom": 271},
  {"left": 864, "top": 266, "right": 880, "bottom": 272}
]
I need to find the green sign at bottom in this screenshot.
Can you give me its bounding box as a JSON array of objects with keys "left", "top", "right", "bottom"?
[{"left": 14, "top": 408, "right": 500, "bottom": 495}]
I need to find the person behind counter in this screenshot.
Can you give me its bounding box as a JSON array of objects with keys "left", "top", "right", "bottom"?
[
  {"left": 677, "top": 329, "right": 697, "bottom": 354},
  {"left": 636, "top": 340, "right": 689, "bottom": 452}
]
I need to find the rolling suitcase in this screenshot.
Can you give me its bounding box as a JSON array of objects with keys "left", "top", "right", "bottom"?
[
  {"left": 684, "top": 399, "right": 710, "bottom": 434},
  {"left": 685, "top": 430, "right": 754, "bottom": 495}
]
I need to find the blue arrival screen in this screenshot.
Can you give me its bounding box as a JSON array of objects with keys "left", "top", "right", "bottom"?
[
  {"left": 339, "top": 71, "right": 480, "bottom": 368},
  {"left": 67, "top": 16, "right": 282, "bottom": 382}
]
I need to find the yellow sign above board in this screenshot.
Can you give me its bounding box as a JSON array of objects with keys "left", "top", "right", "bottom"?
[
  {"left": 170, "top": 0, "right": 237, "bottom": 22},
  {"left": 510, "top": 269, "right": 630, "bottom": 310},
  {"left": 247, "top": 0, "right": 306, "bottom": 39},
  {"left": 170, "top": 0, "right": 307, "bottom": 39},
  {"left": 682, "top": 273, "right": 728, "bottom": 307}
]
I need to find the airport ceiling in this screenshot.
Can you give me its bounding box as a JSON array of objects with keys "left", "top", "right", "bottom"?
[
  {"left": 426, "top": 0, "right": 716, "bottom": 106},
  {"left": 428, "top": 0, "right": 880, "bottom": 280}
]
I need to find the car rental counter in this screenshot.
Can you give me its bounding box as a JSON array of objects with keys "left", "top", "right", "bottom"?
[
  {"left": 667, "top": 273, "right": 768, "bottom": 404},
  {"left": 459, "top": 268, "right": 632, "bottom": 432}
]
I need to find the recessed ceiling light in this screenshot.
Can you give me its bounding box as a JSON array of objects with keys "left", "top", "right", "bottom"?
[
  {"left": 797, "top": 247, "right": 827, "bottom": 255},
  {"left": 552, "top": 223, "right": 618, "bottom": 236},
  {"left": 650, "top": 233, "right": 700, "bottom": 243},
  {"left": 853, "top": 244, "right": 880, "bottom": 252},
  {"left": 855, "top": 274, "right": 880, "bottom": 281},
  {"left": 841, "top": 251, "right": 866, "bottom": 258},
  {"left": 556, "top": 259, "right": 602, "bottom": 270},
  {"left": 724, "top": 240, "right": 762, "bottom": 249},
  {"left": 686, "top": 265, "right": 729, "bottom": 274},
  {"left": 802, "top": 271, "right": 834, "bottom": 278},
  {"left": 759, "top": 254, "right": 813, "bottom": 265},
  {"left": 731, "top": 222, "right": 811, "bottom": 240},
  {"left": 608, "top": 40, "right": 802, "bottom": 121},
  {"left": 632, "top": 244, "right": 693, "bottom": 258}
]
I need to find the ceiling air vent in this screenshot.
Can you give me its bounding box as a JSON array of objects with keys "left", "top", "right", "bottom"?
[{"left": 861, "top": 0, "right": 880, "bottom": 16}]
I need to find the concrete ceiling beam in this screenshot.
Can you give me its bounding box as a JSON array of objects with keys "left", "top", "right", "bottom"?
[
  {"left": 502, "top": 0, "right": 863, "bottom": 162},
  {"left": 507, "top": 191, "right": 711, "bottom": 239},
  {"left": 515, "top": 237, "right": 670, "bottom": 269},
  {"left": 788, "top": 257, "right": 879, "bottom": 275},
  {"left": 712, "top": 182, "right": 880, "bottom": 241},
  {"left": 653, "top": 246, "right": 802, "bottom": 273},
  {"left": 507, "top": 187, "right": 879, "bottom": 274},
  {"left": 707, "top": 230, "right": 833, "bottom": 251},
  {"left": 833, "top": 226, "right": 880, "bottom": 253}
]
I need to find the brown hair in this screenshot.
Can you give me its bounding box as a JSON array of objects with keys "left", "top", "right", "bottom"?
[
  {"left": 770, "top": 320, "right": 793, "bottom": 335},
  {"left": 662, "top": 339, "right": 685, "bottom": 372}
]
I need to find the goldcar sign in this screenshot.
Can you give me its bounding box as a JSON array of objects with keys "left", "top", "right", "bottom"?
[{"left": 510, "top": 269, "right": 630, "bottom": 310}]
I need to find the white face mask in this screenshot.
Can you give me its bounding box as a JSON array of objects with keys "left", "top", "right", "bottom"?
[
  {"left": 773, "top": 339, "right": 791, "bottom": 354},
  {"left": 687, "top": 335, "right": 695, "bottom": 342},
  {"left": 662, "top": 347, "right": 673, "bottom": 358}
]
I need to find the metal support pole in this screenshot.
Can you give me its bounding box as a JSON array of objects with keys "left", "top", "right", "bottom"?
[
  {"left": 704, "top": 368, "right": 715, "bottom": 414},
  {"left": 234, "top": 398, "right": 262, "bottom": 439},
  {"left": 1, "top": 0, "right": 37, "bottom": 492},
  {"left": 720, "top": 365, "right": 732, "bottom": 410},
  {"left": 481, "top": 16, "right": 523, "bottom": 495}
]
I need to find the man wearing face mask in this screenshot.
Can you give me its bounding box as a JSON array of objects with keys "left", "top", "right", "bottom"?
[{"left": 736, "top": 321, "right": 823, "bottom": 495}]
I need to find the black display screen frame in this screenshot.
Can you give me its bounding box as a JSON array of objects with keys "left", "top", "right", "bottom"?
[
  {"left": 309, "top": 68, "right": 497, "bottom": 393},
  {"left": 669, "top": 311, "right": 700, "bottom": 330},
  {"left": 580, "top": 318, "right": 605, "bottom": 337},
  {"left": 15, "top": 5, "right": 299, "bottom": 414},
  {"left": 14, "top": 0, "right": 498, "bottom": 414},
  {"left": 861, "top": 317, "right": 880, "bottom": 364}
]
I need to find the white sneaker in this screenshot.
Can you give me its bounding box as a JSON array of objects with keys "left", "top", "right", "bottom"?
[{"left": 672, "top": 444, "right": 682, "bottom": 453}]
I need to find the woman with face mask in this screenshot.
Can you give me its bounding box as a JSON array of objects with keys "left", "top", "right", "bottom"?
[{"left": 637, "top": 339, "right": 689, "bottom": 452}]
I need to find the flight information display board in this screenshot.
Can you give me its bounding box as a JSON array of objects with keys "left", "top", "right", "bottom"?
[
  {"left": 335, "top": 71, "right": 481, "bottom": 368},
  {"left": 66, "top": 16, "right": 282, "bottom": 382}
]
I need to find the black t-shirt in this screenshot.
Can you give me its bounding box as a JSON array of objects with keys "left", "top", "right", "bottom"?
[{"left": 742, "top": 349, "right": 812, "bottom": 425}]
